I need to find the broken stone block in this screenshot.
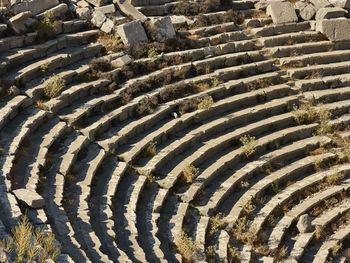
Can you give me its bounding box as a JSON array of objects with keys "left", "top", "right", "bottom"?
[
  {"left": 77, "top": 0, "right": 90, "bottom": 7},
  {"left": 76, "top": 7, "right": 91, "bottom": 20},
  {"left": 13, "top": 188, "right": 45, "bottom": 209},
  {"left": 299, "top": 4, "right": 317, "bottom": 20},
  {"left": 266, "top": 2, "right": 298, "bottom": 24},
  {"left": 315, "top": 7, "right": 347, "bottom": 20},
  {"left": 111, "top": 54, "right": 133, "bottom": 68},
  {"left": 146, "top": 16, "right": 176, "bottom": 41},
  {"left": 9, "top": 11, "right": 32, "bottom": 34},
  {"left": 116, "top": 19, "right": 148, "bottom": 47},
  {"left": 95, "top": 3, "right": 115, "bottom": 14},
  {"left": 328, "top": 0, "right": 350, "bottom": 8},
  {"left": 100, "top": 18, "right": 114, "bottom": 33},
  {"left": 91, "top": 10, "right": 106, "bottom": 28},
  {"left": 169, "top": 15, "right": 195, "bottom": 26},
  {"left": 310, "top": 0, "right": 332, "bottom": 8},
  {"left": 85, "top": 0, "right": 108, "bottom": 7},
  {"left": 297, "top": 214, "right": 312, "bottom": 233},
  {"left": 316, "top": 17, "right": 350, "bottom": 41},
  {"left": 11, "top": 0, "right": 59, "bottom": 15},
  {"left": 37, "top": 3, "right": 68, "bottom": 19}
]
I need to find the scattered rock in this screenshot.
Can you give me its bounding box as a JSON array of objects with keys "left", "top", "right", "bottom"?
[
  {"left": 299, "top": 4, "right": 317, "bottom": 20},
  {"left": 266, "top": 2, "right": 298, "bottom": 24},
  {"left": 315, "top": 7, "right": 347, "bottom": 19},
  {"left": 146, "top": 16, "right": 176, "bottom": 41},
  {"left": 9, "top": 11, "right": 32, "bottom": 34},
  {"left": 91, "top": 10, "right": 106, "bottom": 28},
  {"left": 76, "top": 7, "right": 91, "bottom": 20},
  {"left": 95, "top": 3, "right": 115, "bottom": 14},
  {"left": 11, "top": 0, "right": 59, "bottom": 15},
  {"left": 310, "top": 0, "right": 332, "bottom": 8},
  {"left": 116, "top": 19, "right": 148, "bottom": 47},
  {"left": 0, "top": 247, "right": 11, "bottom": 263},
  {"left": 100, "top": 18, "right": 114, "bottom": 33},
  {"left": 13, "top": 188, "right": 45, "bottom": 209},
  {"left": 297, "top": 214, "right": 312, "bottom": 233},
  {"left": 114, "top": 0, "right": 147, "bottom": 22},
  {"left": 77, "top": 0, "right": 90, "bottom": 7},
  {"left": 169, "top": 15, "right": 195, "bottom": 26},
  {"left": 37, "top": 3, "right": 68, "bottom": 19},
  {"left": 316, "top": 17, "right": 350, "bottom": 41},
  {"left": 111, "top": 54, "right": 133, "bottom": 68}
]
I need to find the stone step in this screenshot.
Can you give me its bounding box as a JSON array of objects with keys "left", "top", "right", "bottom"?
[
  {"left": 183, "top": 123, "right": 323, "bottom": 207},
  {"left": 0, "top": 95, "right": 32, "bottom": 131},
  {"left": 198, "top": 135, "right": 330, "bottom": 217},
  {"left": 0, "top": 43, "right": 102, "bottom": 88},
  {"left": 288, "top": 60, "right": 350, "bottom": 80},
  {"left": 250, "top": 21, "right": 310, "bottom": 37},
  {"left": 145, "top": 84, "right": 291, "bottom": 169},
  {"left": 43, "top": 79, "right": 111, "bottom": 114},
  {"left": 0, "top": 30, "right": 98, "bottom": 75},
  {"left": 295, "top": 73, "right": 350, "bottom": 92},
  {"left": 315, "top": 226, "right": 350, "bottom": 263},
  {"left": 303, "top": 87, "right": 350, "bottom": 103},
  {"left": 268, "top": 177, "right": 350, "bottom": 251},
  {"left": 251, "top": 160, "right": 349, "bottom": 240},
  {"left": 258, "top": 31, "right": 323, "bottom": 48},
  {"left": 290, "top": 198, "right": 350, "bottom": 261},
  {"left": 280, "top": 49, "right": 350, "bottom": 69}
]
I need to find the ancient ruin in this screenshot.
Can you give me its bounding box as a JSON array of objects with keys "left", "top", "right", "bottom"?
[{"left": 1, "top": 0, "right": 350, "bottom": 262}]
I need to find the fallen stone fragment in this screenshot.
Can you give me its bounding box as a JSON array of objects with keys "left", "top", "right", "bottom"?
[
  {"left": 100, "top": 18, "right": 114, "bottom": 33},
  {"left": 315, "top": 7, "right": 347, "bottom": 20},
  {"left": 111, "top": 54, "right": 133, "bottom": 68},
  {"left": 116, "top": 19, "right": 148, "bottom": 47},
  {"left": 316, "top": 18, "right": 350, "bottom": 41},
  {"left": 13, "top": 188, "right": 45, "bottom": 209},
  {"left": 9, "top": 11, "right": 32, "bottom": 34},
  {"left": 91, "top": 10, "right": 106, "bottom": 28},
  {"left": 299, "top": 4, "right": 317, "bottom": 21},
  {"left": 146, "top": 16, "right": 176, "bottom": 41},
  {"left": 297, "top": 214, "right": 312, "bottom": 233},
  {"left": 266, "top": 2, "right": 298, "bottom": 24}
]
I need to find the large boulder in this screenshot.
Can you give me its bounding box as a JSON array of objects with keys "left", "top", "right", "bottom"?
[
  {"left": 116, "top": 19, "right": 148, "bottom": 47},
  {"left": 9, "top": 11, "right": 32, "bottom": 34},
  {"left": 146, "top": 16, "right": 176, "bottom": 41},
  {"left": 13, "top": 188, "right": 45, "bottom": 209},
  {"left": 11, "top": 0, "right": 59, "bottom": 15},
  {"left": 316, "top": 17, "right": 350, "bottom": 41},
  {"left": 266, "top": 2, "right": 298, "bottom": 24},
  {"left": 315, "top": 7, "right": 347, "bottom": 20},
  {"left": 297, "top": 214, "right": 312, "bottom": 233}
]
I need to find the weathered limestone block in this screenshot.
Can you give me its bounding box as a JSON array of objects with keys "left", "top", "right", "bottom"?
[
  {"left": 85, "top": 0, "right": 108, "bottom": 7},
  {"left": 11, "top": 0, "right": 59, "bottom": 15},
  {"left": 116, "top": 19, "right": 148, "bottom": 47},
  {"left": 169, "top": 15, "right": 194, "bottom": 26},
  {"left": 299, "top": 4, "right": 317, "bottom": 20},
  {"left": 95, "top": 3, "right": 115, "bottom": 13},
  {"left": 315, "top": 7, "right": 347, "bottom": 20},
  {"left": 146, "top": 16, "right": 176, "bottom": 41},
  {"left": 76, "top": 7, "right": 91, "bottom": 19},
  {"left": 37, "top": 3, "right": 68, "bottom": 19},
  {"left": 9, "top": 11, "right": 32, "bottom": 34},
  {"left": 310, "top": 0, "right": 332, "bottom": 8},
  {"left": 77, "top": 0, "right": 90, "bottom": 7},
  {"left": 266, "top": 2, "right": 298, "bottom": 24},
  {"left": 328, "top": 0, "right": 350, "bottom": 8},
  {"left": 100, "top": 18, "right": 113, "bottom": 33},
  {"left": 297, "top": 214, "right": 312, "bottom": 233},
  {"left": 91, "top": 10, "right": 106, "bottom": 28},
  {"left": 13, "top": 188, "right": 45, "bottom": 209},
  {"left": 114, "top": 0, "right": 147, "bottom": 22},
  {"left": 111, "top": 54, "right": 133, "bottom": 67},
  {"left": 316, "top": 18, "right": 350, "bottom": 41}
]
